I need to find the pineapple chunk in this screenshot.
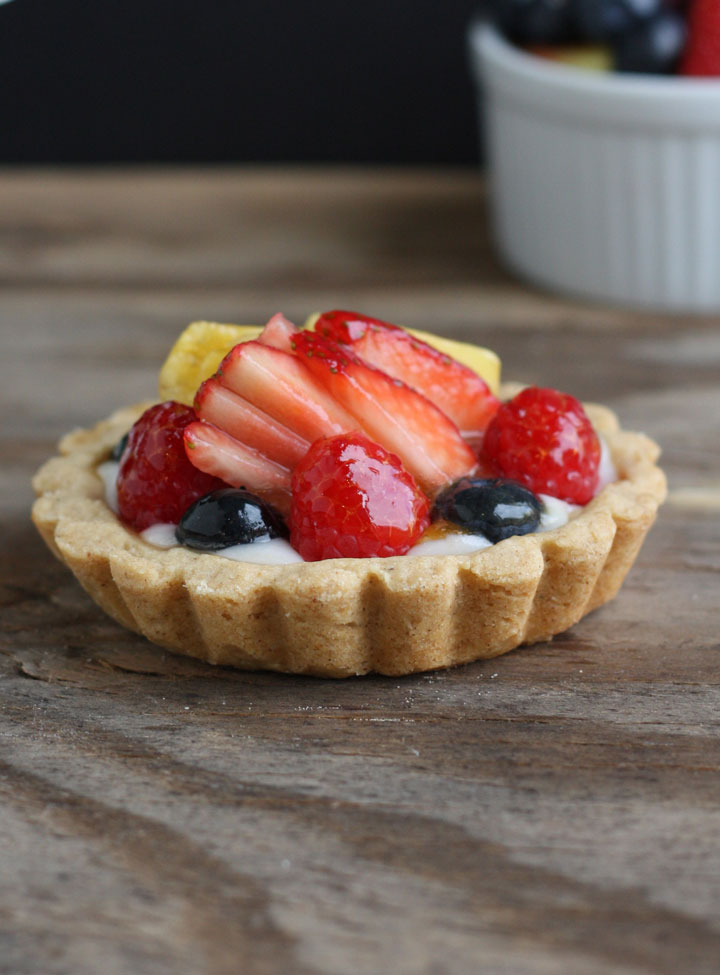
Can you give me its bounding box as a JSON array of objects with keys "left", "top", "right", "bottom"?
[
  {"left": 158, "top": 321, "right": 261, "bottom": 404},
  {"left": 159, "top": 315, "right": 501, "bottom": 406}
]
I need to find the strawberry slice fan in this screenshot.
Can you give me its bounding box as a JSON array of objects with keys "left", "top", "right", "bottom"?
[
  {"left": 185, "top": 312, "right": 500, "bottom": 513},
  {"left": 312, "top": 310, "right": 499, "bottom": 444}
]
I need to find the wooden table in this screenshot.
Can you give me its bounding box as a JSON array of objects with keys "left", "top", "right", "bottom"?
[{"left": 2, "top": 169, "right": 719, "bottom": 975}]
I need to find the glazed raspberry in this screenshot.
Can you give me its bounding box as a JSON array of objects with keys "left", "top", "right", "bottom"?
[
  {"left": 483, "top": 387, "right": 601, "bottom": 505},
  {"left": 117, "top": 401, "right": 225, "bottom": 531},
  {"left": 290, "top": 433, "right": 430, "bottom": 561}
]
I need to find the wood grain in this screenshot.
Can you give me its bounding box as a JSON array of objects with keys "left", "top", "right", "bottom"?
[{"left": 2, "top": 168, "right": 719, "bottom": 975}]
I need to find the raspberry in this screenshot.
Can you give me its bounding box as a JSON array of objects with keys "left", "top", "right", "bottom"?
[
  {"left": 290, "top": 433, "right": 430, "bottom": 561},
  {"left": 483, "top": 387, "right": 601, "bottom": 505},
  {"left": 117, "top": 401, "right": 226, "bottom": 531}
]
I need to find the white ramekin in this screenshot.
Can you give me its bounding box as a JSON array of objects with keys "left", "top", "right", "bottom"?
[{"left": 469, "top": 22, "right": 720, "bottom": 312}]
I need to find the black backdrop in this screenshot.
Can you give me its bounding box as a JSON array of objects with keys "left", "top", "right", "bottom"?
[{"left": 0, "top": 0, "right": 483, "bottom": 164}]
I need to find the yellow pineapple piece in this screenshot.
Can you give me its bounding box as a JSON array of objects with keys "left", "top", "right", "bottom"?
[
  {"left": 158, "top": 321, "right": 261, "bottom": 404},
  {"left": 160, "top": 314, "right": 502, "bottom": 407}
]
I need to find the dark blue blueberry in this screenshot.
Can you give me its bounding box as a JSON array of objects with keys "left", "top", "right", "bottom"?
[
  {"left": 110, "top": 432, "right": 129, "bottom": 462},
  {"left": 613, "top": 10, "right": 686, "bottom": 73},
  {"left": 570, "top": 0, "right": 664, "bottom": 41},
  {"left": 176, "top": 488, "right": 288, "bottom": 551},
  {"left": 491, "top": 0, "right": 574, "bottom": 45},
  {"left": 433, "top": 478, "right": 542, "bottom": 543}
]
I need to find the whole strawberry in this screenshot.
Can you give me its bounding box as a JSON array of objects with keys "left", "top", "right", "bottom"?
[
  {"left": 290, "top": 433, "right": 430, "bottom": 561},
  {"left": 483, "top": 387, "right": 601, "bottom": 505},
  {"left": 117, "top": 401, "right": 226, "bottom": 531},
  {"left": 680, "top": 0, "right": 720, "bottom": 76}
]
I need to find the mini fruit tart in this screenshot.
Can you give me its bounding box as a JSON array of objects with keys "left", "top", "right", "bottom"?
[{"left": 32, "top": 312, "right": 666, "bottom": 677}]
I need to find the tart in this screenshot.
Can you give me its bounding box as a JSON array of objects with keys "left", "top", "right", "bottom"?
[{"left": 31, "top": 310, "right": 665, "bottom": 677}]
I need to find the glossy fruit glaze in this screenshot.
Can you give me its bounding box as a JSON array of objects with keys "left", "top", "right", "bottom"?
[
  {"left": 313, "top": 309, "right": 499, "bottom": 441},
  {"left": 116, "top": 401, "right": 225, "bottom": 531},
  {"left": 176, "top": 487, "right": 288, "bottom": 551},
  {"left": 433, "top": 477, "right": 542, "bottom": 543},
  {"left": 290, "top": 433, "right": 431, "bottom": 561},
  {"left": 484, "top": 386, "right": 601, "bottom": 505}
]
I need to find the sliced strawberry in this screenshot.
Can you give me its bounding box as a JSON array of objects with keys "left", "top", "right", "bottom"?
[
  {"left": 292, "top": 332, "right": 477, "bottom": 496},
  {"left": 184, "top": 421, "right": 291, "bottom": 515},
  {"left": 256, "top": 312, "right": 299, "bottom": 353},
  {"left": 314, "top": 310, "right": 499, "bottom": 440},
  {"left": 217, "top": 340, "right": 359, "bottom": 444},
  {"left": 195, "top": 377, "right": 309, "bottom": 469}
]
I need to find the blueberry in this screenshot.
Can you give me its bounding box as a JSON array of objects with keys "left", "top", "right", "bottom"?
[
  {"left": 570, "top": 0, "right": 664, "bottom": 41},
  {"left": 433, "top": 478, "right": 542, "bottom": 543},
  {"left": 176, "top": 488, "right": 288, "bottom": 551},
  {"left": 110, "top": 432, "right": 129, "bottom": 462},
  {"left": 613, "top": 10, "right": 686, "bottom": 73},
  {"left": 490, "top": 0, "right": 574, "bottom": 45}
]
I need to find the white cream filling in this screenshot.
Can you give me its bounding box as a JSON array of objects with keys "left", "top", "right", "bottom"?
[
  {"left": 101, "top": 434, "right": 613, "bottom": 564},
  {"left": 213, "top": 537, "right": 303, "bottom": 564},
  {"left": 597, "top": 436, "right": 617, "bottom": 492},
  {"left": 140, "top": 522, "right": 177, "bottom": 548},
  {"left": 537, "top": 494, "right": 580, "bottom": 532},
  {"left": 97, "top": 460, "right": 120, "bottom": 514},
  {"left": 406, "top": 533, "right": 493, "bottom": 558},
  {"left": 138, "top": 522, "right": 302, "bottom": 564}
]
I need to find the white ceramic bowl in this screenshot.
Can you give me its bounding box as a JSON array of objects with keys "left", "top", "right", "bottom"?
[{"left": 469, "top": 22, "right": 720, "bottom": 312}]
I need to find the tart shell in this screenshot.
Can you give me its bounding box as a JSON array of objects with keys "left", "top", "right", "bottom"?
[{"left": 31, "top": 397, "right": 666, "bottom": 677}]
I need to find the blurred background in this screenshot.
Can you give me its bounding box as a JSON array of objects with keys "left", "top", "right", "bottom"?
[
  {"left": 0, "top": 0, "right": 481, "bottom": 164},
  {"left": 1, "top": 0, "right": 717, "bottom": 311}
]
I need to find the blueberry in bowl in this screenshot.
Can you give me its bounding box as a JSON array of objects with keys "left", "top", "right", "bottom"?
[{"left": 481, "top": 0, "right": 688, "bottom": 75}]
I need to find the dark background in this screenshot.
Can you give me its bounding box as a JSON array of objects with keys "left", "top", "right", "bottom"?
[{"left": 0, "top": 0, "right": 483, "bottom": 164}]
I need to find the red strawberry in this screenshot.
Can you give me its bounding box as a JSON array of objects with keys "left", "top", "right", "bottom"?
[
  {"left": 217, "top": 340, "right": 358, "bottom": 444},
  {"left": 194, "top": 377, "right": 309, "bottom": 469},
  {"left": 314, "top": 310, "right": 499, "bottom": 441},
  {"left": 116, "top": 401, "right": 225, "bottom": 531},
  {"left": 256, "top": 312, "right": 299, "bottom": 353},
  {"left": 680, "top": 0, "right": 720, "bottom": 76},
  {"left": 184, "top": 420, "right": 292, "bottom": 515},
  {"left": 290, "top": 433, "right": 430, "bottom": 561},
  {"left": 292, "top": 332, "right": 477, "bottom": 496},
  {"left": 483, "top": 387, "right": 601, "bottom": 505}
]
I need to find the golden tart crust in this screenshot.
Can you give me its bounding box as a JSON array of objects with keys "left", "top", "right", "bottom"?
[{"left": 32, "top": 394, "right": 666, "bottom": 677}]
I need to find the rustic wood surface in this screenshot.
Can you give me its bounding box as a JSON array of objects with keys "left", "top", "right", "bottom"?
[{"left": 2, "top": 169, "right": 719, "bottom": 975}]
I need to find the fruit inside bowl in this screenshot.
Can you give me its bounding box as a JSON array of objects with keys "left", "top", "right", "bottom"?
[
  {"left": 483, "top": 0, "right": 719, "bottom": 76},
  {"left": 31, "top": 311, "right": 665, "bottom": 677}
]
